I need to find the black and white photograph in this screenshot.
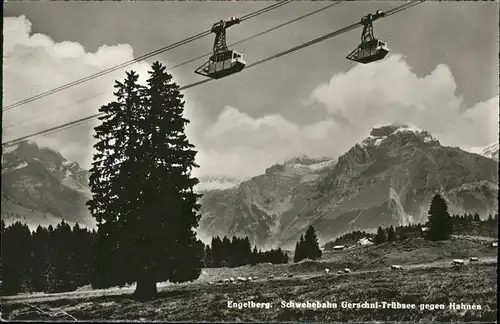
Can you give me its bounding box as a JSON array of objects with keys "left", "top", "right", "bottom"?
[{"left": 1, "top": 0, "right": 498, "bottom": 322}]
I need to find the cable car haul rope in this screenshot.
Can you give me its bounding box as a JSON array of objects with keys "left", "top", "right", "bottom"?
[{"left": 2, "top": 0, "right": 425, "bottom": 148}]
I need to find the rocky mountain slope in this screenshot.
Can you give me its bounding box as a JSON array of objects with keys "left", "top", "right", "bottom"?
[
  {"left": 198, "top": 124, "right": 499, "bottom": 249},
  {"left": 1, "top": 142, "right": 95, "bottom": 229},
  {"left": 197, "top": 156, "right": 336, "bottom": 247}
]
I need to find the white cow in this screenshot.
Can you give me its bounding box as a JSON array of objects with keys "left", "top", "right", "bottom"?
[
  {"left": 344, "top": 268, "right": 352, "bottom": 273},
  {"left": 391, "top": 265, "right": 402, "bottom": 270},
  {"left": 452, "top": 259, "right": 465, "bottom": 266},
  {"left": 324, "top": 268, "right": 330, "bottom": 275},
  {"left": 469, "top": 257, "right": 479, "bottom": 262}
]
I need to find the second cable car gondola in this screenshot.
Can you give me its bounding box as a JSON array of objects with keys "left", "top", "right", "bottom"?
[
  {"left": 346, "top": 10, "right": 389, "bottom": 64},
  {"left": 195, "top": 17, "right": 247, "bottom": 79}
]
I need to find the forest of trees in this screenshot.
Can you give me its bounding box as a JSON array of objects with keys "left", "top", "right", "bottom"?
[
  {"left": 323, "top": 198, "right": 498, "bottom": 248},
  {"left": 203, "top": 236, "right": 288, "bottom": 268},
  {"left": 294, "top": 226, "right": 322, "bottom": 263},
  {"left": 1, "top": 220, "right": 96, "bottom": 295},
  {"left": 0, "top": 220, "right": 291, "bottom": 295},
  {"left": 370, "top": 211, "right": 498, "bottom": 245}
]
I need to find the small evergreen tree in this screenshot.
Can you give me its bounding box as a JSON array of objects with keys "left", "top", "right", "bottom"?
[
  {"left": 387, "top": 226, "right": 396, "bottom": 242},
  {"left": 303, "top": 226, "right": 322, "bottom": 260},
  {"left": 250, "top": 246, "right": 258, "bottom": 265},
  {"left": 426, "top": 194, "right": 453, "bottom": 241},
  {"left": 293, "top": 235, "right": 305, "bottom": 263},
  {"left": 374, "top": 226, "right": 386, "bottom": 244},
  {"left": 203, "top": 245, "right": 213, "bottom": 268}
]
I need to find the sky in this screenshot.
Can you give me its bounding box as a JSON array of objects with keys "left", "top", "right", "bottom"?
[{"left": 3, "top": 1, "right": 499, "bottom": 181}]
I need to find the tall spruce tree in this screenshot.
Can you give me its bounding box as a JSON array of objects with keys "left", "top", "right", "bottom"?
[
  {"left": 87, "top": 62, "right": 203, "bottom": 300},
  {"left": 426, "top": 194, "right": 453, "bottom": 241}
]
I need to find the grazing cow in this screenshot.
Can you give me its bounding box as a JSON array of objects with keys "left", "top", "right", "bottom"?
[
  {"left": 208, "top": 281, "right": 213, "bottom": 285},
  {"left": 252, "top": 276, "right": 258, "bottom": 280},
  {"left": 223, "top": 279, "right": 230, "bottom": 283},
  {"left": 267, "top": 275, "right": 274, "bottom": 280},
  {"left": 229, "top": 277, "right": 236, "bottom": 282},
  {"left": 469, "top": 257, "right": 479, "bottom": 262},
  {"left": 247, "top": 276, "right": 253, "bottom": 281},
  {"left": 337, "top": 270, "right": 343, "bottom": 274},
  {"left": 391, "top": 265, "right": 402, "bottom": 270},
  {"left": 344, "top": 268, "right": 351, "bottom": 273},
  {"left": 324, "top": 268, "right": 330, "bottom": 275},
  {"left": 452, "top": 259, "right": 465, "bottom": 266},
  {"left": 237, "top": 277, "right": 247, "bottom": 282}
]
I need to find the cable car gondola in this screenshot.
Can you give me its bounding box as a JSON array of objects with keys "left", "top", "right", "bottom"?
[
  {"left": 346, "top": 10, "right": 389, "bottom": 64},
  {"left": 195, "top": 17, "right": 247, "bottom": 79}
]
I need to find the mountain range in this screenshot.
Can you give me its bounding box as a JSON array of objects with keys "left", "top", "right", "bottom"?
[
  {"left": 197, "top": 124, "right": 498, "bottom": 249},
  {"left": 2, "top": 124, "right": 498, "bottom": 249}
]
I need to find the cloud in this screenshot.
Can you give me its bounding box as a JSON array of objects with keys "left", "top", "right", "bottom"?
[
  {"left": 201, "top": 54, "right": 498, "bottom": 179},
  {"left": 309, "top": 54, "right": 498, "bottom": 148},
  {"left": 197, "top": 106, "right": 341, "bottom": 178},
  {"left": 2, "top": 15, "right": 161, "bottom": 168}
]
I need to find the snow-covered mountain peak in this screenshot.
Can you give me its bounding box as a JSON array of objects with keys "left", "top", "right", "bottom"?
[
  {"left": 360, "top": 123, "right": 438, "bottom": 149},
  {"left": 466, "top": 142, "right": 499, "bottom": 161}
]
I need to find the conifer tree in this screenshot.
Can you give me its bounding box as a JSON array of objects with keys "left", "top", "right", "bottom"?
[
  {"left": 294, "top": 235, "right": 305, "bottom": 263},
  {"left": 203, "top": 245, "right": 213, "bottom": 267},
  {"left": 87, "top": 62, "right": 203, "bottom": 300},
  {"left": 426, "top": 194, "right": 453, "bottom": 241},
  {"left": 303, "top": 226, "right": 322, "bottom": 260},
  {"left": 387, "top": 225, "right": 396, "bottom": 242},
  {"left": 2, "top": 222, "right": 32, "bottom": 294},
  {"left": 251, "top": 246, "right": 258, "bottom": 265},
  {"left": 31, "top": 225, "right": 51, "bottom": 292},
  {"left": 374, "top": 226, "right": 386, "bottom": 244}
]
